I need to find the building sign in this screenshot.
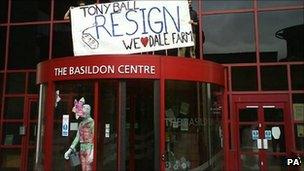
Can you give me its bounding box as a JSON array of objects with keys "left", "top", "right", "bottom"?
[
  {"left": 70, "top": 0, "right": 194, "bottom": 56},
  {"left": 54, "top": 64, "right": 156, "bottom": 76}
]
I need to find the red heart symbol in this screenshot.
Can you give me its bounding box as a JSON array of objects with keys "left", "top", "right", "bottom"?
[{"left": 140, "top": 37, "right": 149, "bottom": 47}]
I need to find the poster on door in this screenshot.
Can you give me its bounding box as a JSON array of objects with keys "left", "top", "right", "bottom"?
[{"left": 70, "top": 0, "right": 194, "bottom": 56}]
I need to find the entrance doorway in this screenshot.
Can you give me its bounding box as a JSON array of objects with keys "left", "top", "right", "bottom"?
[
  {"left": 0, "top": 96, "right": 38, "bottom": 171},
  {"left": 233, "top": 94, "right": 292, "bottom": 171},
  {"left": 97, "top": 80, "right": 159, "bottom": 171}
]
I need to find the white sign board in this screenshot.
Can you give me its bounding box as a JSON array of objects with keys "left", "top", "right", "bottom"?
[
  {"left": 70, "top": 0, "right": 194, "bottom": 56},
  {"left": 62, "top": 115, "right": 69, "bottom": 136}
]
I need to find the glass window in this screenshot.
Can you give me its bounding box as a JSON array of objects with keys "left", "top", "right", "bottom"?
[
  {"left": 0, "top": 149, "right": 21, "bottom": 170},
  {"left": 8, "top": 25, "right": 49, "bottom": 69},
  {"left": 292, "top": 94, "right": 304, "bottom": 151},
  {"left": 261, "top": 65, "right": 288, "bottom": 91},
  {"left": 203, "top": 0, "right": 253, "bottom": 11},
  {"left": 203, "top": 13, "right": 255, "bottom": 63},
  {"left": 232, "top": 66, "right": 258, "bottom": 91},
  {"left": 291, "top": 65, "right": 304, "bottom": 90},
  {"left": 0, "top": 0, "right": 8, "bottom": 23},
  {"left": 28, "top": 72, "right": 38, "bottom": 94},
  {"left": 4, "top": 97, "right": 24, "bottom": 119},
  {"left": 258, "top": 0, "right": 303, "bottom": 8},
  {"left": 295, "top": 123, "right": 304, "bottom": 151},
  {"left": 165, "top": 81, "right": 202, "bottom": 170},
  {"left": 30, "top": 101, "right": 38, "bottom": 120},
  {"left": 6, "top": 73, "right": 26, "bottom": 94},
  {"left": 165, "top": 81, "right": 223, "bottom": 170},
  {"left": 292, "top": 93, "right": 304, "bottom": 122},
  {"left": 259, "top": 10, "right": 304, "bottom": 62},
  {"left": 0, "top": 27, "right": 6, "bottom": 70},
  {"left": 1, "top": 123, "right": 23, "bottom": 145},
  {"left": 52, "top": 23, "right": 73, "bottom": 58},
  {"left": 10, "top": 0, "right": 51, "bottom": 22},
  {"left": 239, "top": 108, "right": 258, "bottom": 122},
  {"left": 264, "top": 108, "right": 284, "bottom": 122}
]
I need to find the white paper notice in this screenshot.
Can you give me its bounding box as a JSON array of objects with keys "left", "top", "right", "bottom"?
[
  {"left": 62, "top": 115, "right": 69, "bottom": 136},
  {"left": 257, "top": 139, "right": 262, "bottom": 149},
  {"left": 105, "top": 124, "right": 110, "bottom": 138},
  {"left": 263, "top": 139, "right": 268, "bottom": 149}
]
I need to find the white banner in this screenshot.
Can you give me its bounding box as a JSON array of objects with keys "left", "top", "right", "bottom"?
[{"left": 70, "top": 0, "right": 194, "bottom": 56}]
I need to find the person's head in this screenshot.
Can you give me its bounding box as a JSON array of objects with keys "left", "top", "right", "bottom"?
[
  {"left": 72, "top": 97, "right": 91, "bottom": 119},
  {"left": 188, "top": 0, "right": 192, "bottom": 7},
  {"left": 78, "top": 0, "right": 85, "bottom": 6}
]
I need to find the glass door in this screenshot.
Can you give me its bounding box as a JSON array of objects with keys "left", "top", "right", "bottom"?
[
  {"left": 237, "top": 103, "right": 288, "bottom": 171},
  {"left": 0, "top": 96, "right": 38, "bottom": 171},
  {"left": 124, "top": 80, "right": 159, "bottom": 171},
  {"left": 97, "top": 80, "right": 159, "bottom": 171}
]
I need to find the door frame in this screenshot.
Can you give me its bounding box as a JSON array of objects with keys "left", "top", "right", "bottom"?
[
  {"left": 232, "top": 94, "right": 293, "bottom": 171},
  {"left": 22, "top": 95, "right": 39, "bottom": 170}
]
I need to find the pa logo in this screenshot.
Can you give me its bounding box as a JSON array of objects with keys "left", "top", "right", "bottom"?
[{"left": 286, "top": 157, "right": 302, "bottom": 166}]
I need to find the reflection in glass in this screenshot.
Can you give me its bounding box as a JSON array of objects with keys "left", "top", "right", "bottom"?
[
  {"left": 0, "top": 149, "right": 21, "bottom": 170},
  {"left": 165, "top": 81, "right": 223, "bottom": 170},
  {"left": 203, "top": 13, "right": 255, "bottom": 63},
  {"left": 239, "top": 125, "right": 258, "bottom": 152},
  {"left": 258, "top": 0, "right": 303, "bottom": 8},
  {"left": 241, "top": 154, "right": 260, "bottom": 171},
  {"left": 203, "top": 0, "right": 252, "bottom": 11},
  {"left": 259, "top": 10, "right": 304, "bottom": 62}
]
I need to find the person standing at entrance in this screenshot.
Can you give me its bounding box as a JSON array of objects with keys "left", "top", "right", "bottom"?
[
  {"left": 178, "top": 0, "right": 198, "bottom": 58},
  {"left": 64, "top": 97, "right": 94, "bottom": 171}
]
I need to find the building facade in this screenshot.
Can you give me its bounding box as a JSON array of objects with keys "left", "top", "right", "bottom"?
[{"left": 0, "top": 0, "right": 303, "bottom": 170}]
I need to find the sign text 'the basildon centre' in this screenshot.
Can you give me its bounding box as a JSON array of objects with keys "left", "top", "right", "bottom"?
[{"left": 70, "top": 0, "right": 194, "bottom": 56}]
